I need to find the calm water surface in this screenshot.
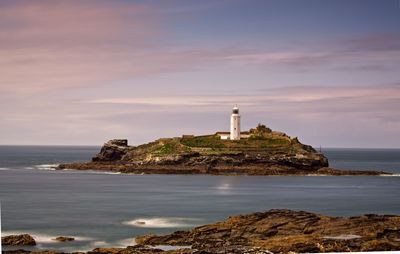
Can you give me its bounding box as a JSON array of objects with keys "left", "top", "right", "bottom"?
[{"left": 0, "top": 146, "right": 399, "bottom": 251}]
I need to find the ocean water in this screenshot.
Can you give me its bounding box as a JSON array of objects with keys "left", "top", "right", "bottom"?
[{"left": 0, "top": 146, "right": 399, "bottom": 252}]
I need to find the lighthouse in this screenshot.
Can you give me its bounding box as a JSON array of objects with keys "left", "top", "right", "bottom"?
[{"left": 230, "top": 105, "right": 241, "bottom": 140}]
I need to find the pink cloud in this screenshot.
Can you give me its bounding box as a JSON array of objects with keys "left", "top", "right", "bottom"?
[
  {"left": 84, "top": 84, "right": 400, "bottom": 111},
  {"left": 1, "top": 1, "right": 399, "bottom": 98},
  {"left": 0, "top": 1, "right": 166, "bottom": 93},
  {"left": 0, "top": 1, "right": 234, "bottom": 95},
  {"left": 0, "top": 1, "right": 157, "bottom": 47}
]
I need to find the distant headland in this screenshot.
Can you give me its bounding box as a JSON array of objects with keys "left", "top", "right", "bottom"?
[{"left": 58, "top": 106, "right": 391, "bottom": 176}]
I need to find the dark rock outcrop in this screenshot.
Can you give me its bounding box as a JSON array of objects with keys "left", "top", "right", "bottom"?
[
  {"left": 2, "top": 234, "right": 36, "bottom": 246},
  {"left": 53, "top": 236, "right": 75, "bottom": 242},
  {"left": 92, "top": 139, "right": 129, "bottom": 162}
]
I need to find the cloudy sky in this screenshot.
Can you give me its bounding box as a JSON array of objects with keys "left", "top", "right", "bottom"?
[{"left": 1, "top": 0, "right": 400, "bottom": 147}]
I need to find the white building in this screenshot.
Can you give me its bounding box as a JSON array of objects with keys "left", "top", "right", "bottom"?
[
  {"left": 216, "top": 131, "right": 230, "bottom": 140},
  {"left": 216, "top": 106, "right": 249, "bottom": 140}
]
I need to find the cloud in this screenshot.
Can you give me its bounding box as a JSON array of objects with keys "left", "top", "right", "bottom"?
[
  {"left": 2, "top": 0, "right": 399, "bottom": 97},
  {"left": 221, "top": 33, "right": 400, "bottom": 70},
  {"left": 0, "top": 1, "right": 156, "bottom": 47},
  {"left": 1, "top": 82, "right": 400, "bottom": 146},
  {"left": 339, "top": 33, "right": 400, "bottom": 52},
  {"left": 85, "top": 84, "right": 400, "bottom": 108},
  {"left": 0, "top": 1, "right": 214, "bottom": 94},
  {"left": 223, "top": 49, "right": 400, "bottom": 70},
  {"left": 0, "top": 1, "right": 238, "bottom": 95}
]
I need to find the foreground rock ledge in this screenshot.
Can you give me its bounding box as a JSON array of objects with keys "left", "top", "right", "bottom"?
[
  {"left": 57, "top": 126, "right": 392, "bottom": 176},
  {"left": 135, "top": 209, "right": 400, "bottom": 253},
  {"left": 4, "top": 209, "right": 400, "bottom": 253}
]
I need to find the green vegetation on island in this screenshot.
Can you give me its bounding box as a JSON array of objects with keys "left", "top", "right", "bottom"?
[{"left": 146, "top": 124, "right": 311, "bottom": 158}]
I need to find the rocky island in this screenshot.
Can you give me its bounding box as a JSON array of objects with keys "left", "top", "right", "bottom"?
[
  {"left": 4, "top": 209, "right": 400, "bottom": 253},
  {"left": 58, "top": 124, "right": 390, "bottom": 176}
]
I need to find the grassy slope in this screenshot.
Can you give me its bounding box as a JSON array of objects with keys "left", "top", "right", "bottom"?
[{"left": 139, "top": 131, "right": 308, "bottom": 158}]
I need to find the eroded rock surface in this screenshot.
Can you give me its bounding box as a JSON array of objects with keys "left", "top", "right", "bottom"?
[
  {"left": 3, "top": 210, "right": 400, "bottom": 253},
  {"left": 136, "top": 209, "right": 400, "bottom": 253},
  {"left": 53, "top": 236, "right": 75, "bottom": 242},
  {"left": 92, "top": 139, "right": 130, "bottom": 162},
  {"left": 2, "top": 234, "right": 36, "bottom": 246}
]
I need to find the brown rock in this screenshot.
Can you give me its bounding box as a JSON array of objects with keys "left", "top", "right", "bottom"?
[
  {"left": 1, "top": 234, "right": 36, "bottom": 246},
  {"left": 53, "top": 236, "right": 75, "bottom": 242},
  {"left": 3, "top": 210, "right": 400, "bottom": 253},
  {"left": 137, "top": 209, "right": 400, "bottom": 253}
]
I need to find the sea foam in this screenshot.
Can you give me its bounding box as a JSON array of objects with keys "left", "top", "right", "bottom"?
[
  {"left": 122, "top": 217, "right": 200, "bottom": 228},
  {"left": 116, "top": 238, "right": 136, "bottom": 247},
  {"left": 380, "top": 173, "right": 400, "bottom": 177},
  {"left": 34, "top": 164, "right": 59, "bottom": 171},
  {"left": 152, "top": 245, "right": 191, "bottom": 251}
]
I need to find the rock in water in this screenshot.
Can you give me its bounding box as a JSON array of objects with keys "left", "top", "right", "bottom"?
[
  {"left": 57, "top": 125, "right": 392, "bottom": 176},
  {"left": 59, "top": 125, "right": 334, "bottom": 175},
  {"left": 53, "top": 236, "right": 75, "bottom": 242},
  {"left": 2, "top": 234, "right": 36, "bottom": 246}
]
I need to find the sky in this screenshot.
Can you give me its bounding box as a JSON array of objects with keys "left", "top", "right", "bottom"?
[{"left": 1, "top": 0, "right": 400, "bottom": 148}]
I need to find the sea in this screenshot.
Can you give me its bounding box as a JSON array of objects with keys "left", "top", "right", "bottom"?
[{"left": 0, "top": 146, "right": 399, "bottom": 252}]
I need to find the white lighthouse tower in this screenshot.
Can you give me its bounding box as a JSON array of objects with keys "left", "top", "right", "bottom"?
[{"left": 230, "top": 105, "right": 241, "bottom": 140}]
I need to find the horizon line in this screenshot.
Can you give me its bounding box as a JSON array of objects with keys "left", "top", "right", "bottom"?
[{"left": 0, "top": 144, "right": 399, "bottom": 150}]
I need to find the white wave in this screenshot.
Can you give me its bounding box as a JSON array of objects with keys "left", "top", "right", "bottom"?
[
  {"left": 152, "top": 245, "right": 191, "bottom": 251},
  {"left": 94, "top": 171, "right": 121, "bottom": 175},
  {"left": 216, "top": 183, "right": 231, "bottom": 190},
  {"left": 116, "top": 238, "right": 136, "bottom": 247},
  {"left": 0, "top": 167, "right": 10, "bottom": 170},
  {"left": 215, "top": 183, "right": 234, "bottom": 195},
  {"left": 71, "top": 170, "right": 123, "bottom": 175},
  {"left": 71, "top": 236, "right": 94, "bottom": 241},
  {"left": 34, "top": 164, "right": 59, "bottom": 170},
  {"left": 381, "top": 173, "right": 400, "bottom": 177},
  {"left": 122, "top": 217, "right": 200, "bottom": 228},
  {"left": 59, "top": 168, "right": 75, "bottom": 171},
  {"left": 90, "top": 240, "right": 110, "bottom": 247}
]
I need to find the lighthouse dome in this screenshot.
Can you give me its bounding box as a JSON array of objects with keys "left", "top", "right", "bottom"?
[{"left": 232, "top": 105, "right": 239, "bottom": 114}]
